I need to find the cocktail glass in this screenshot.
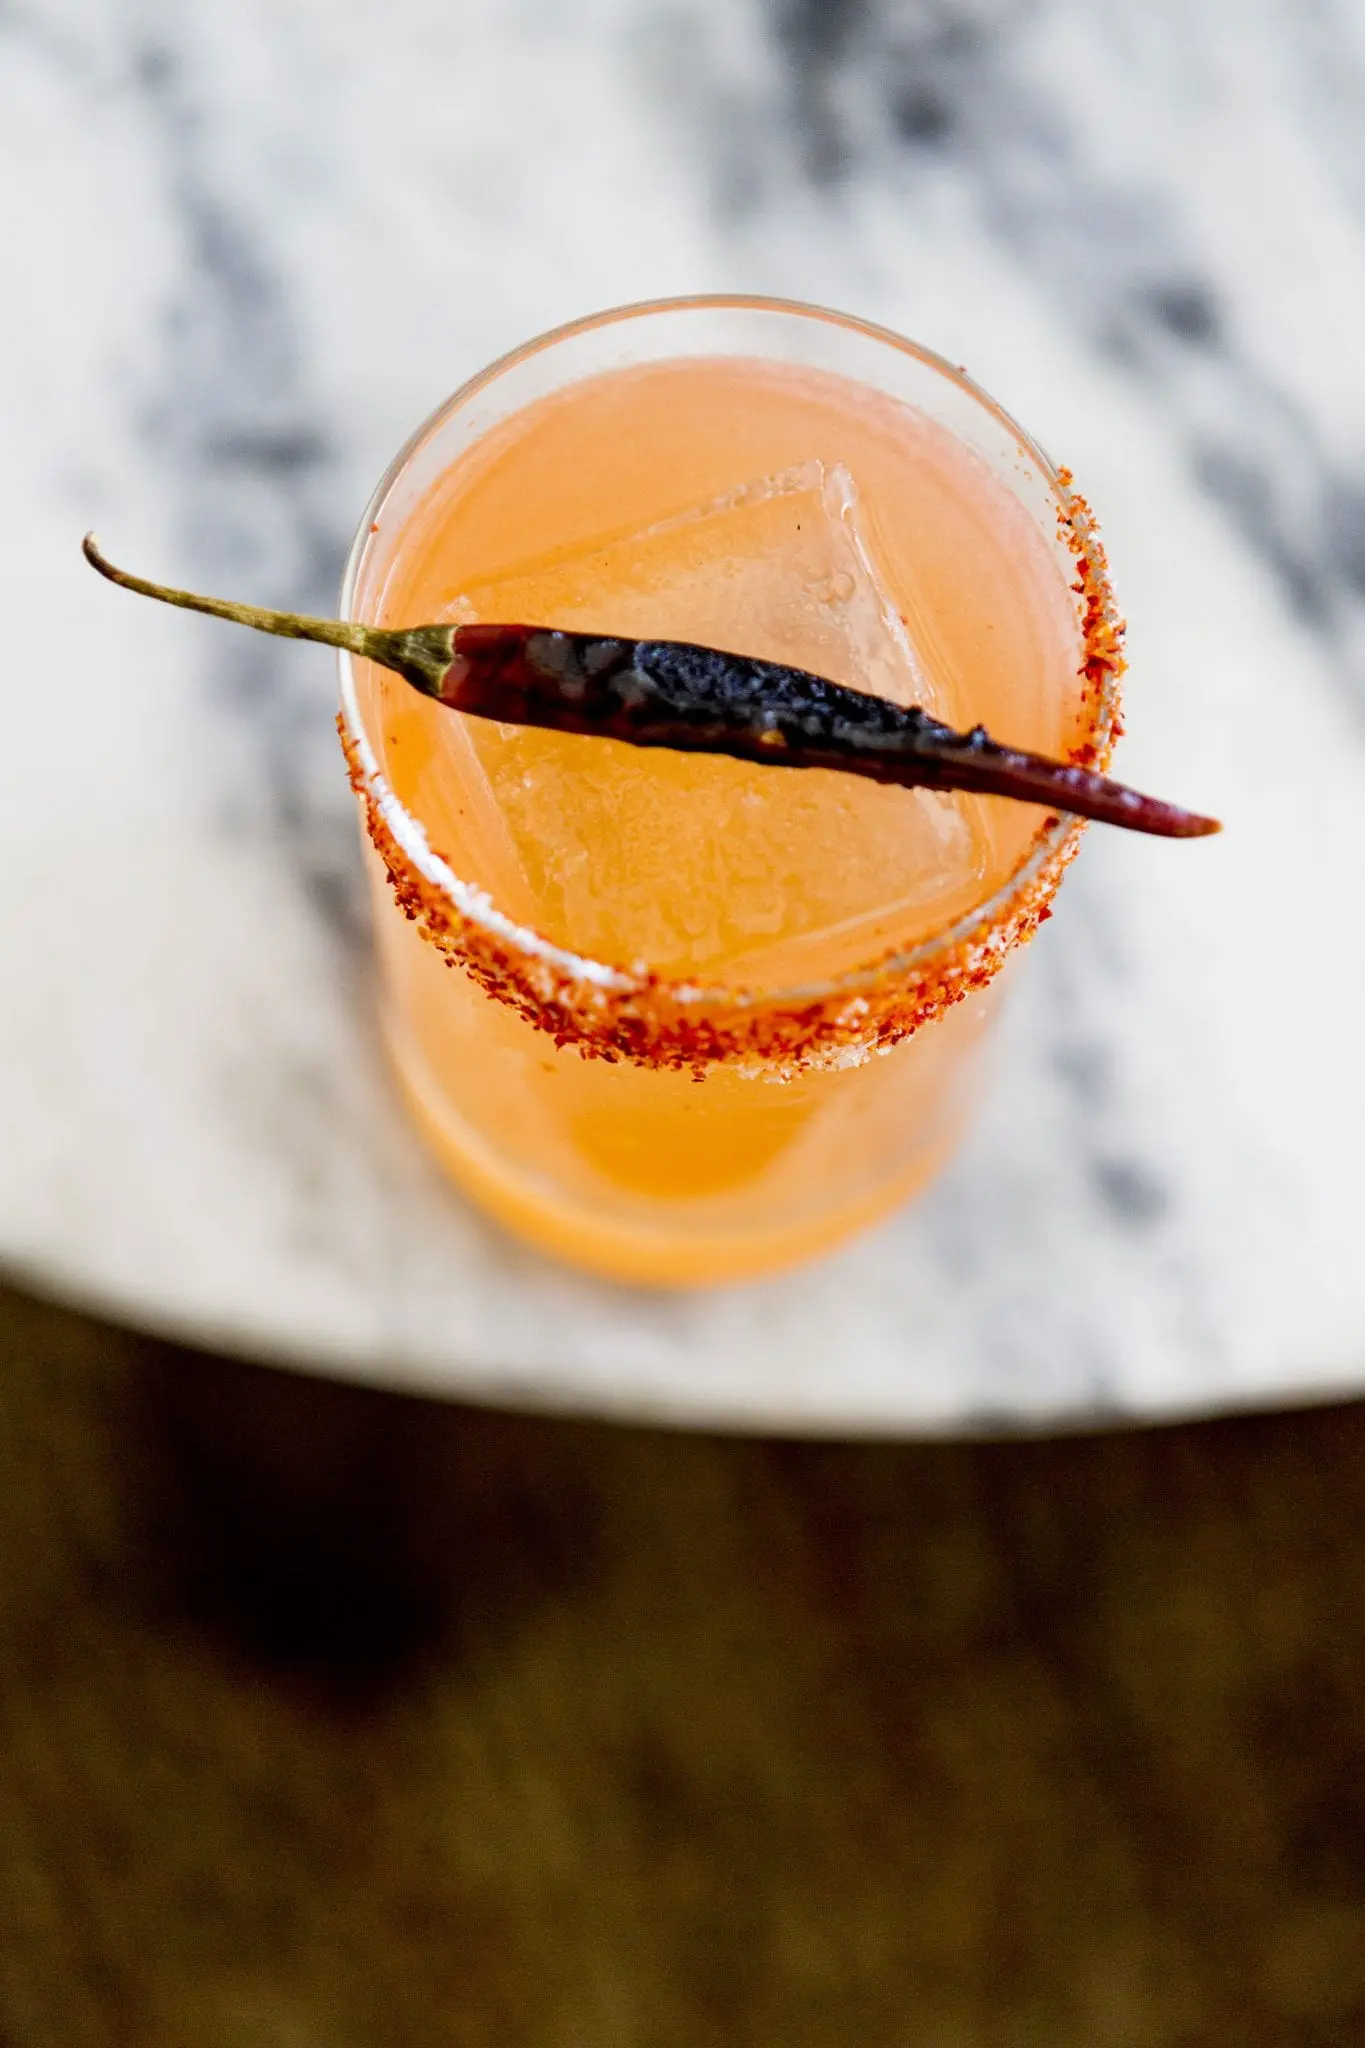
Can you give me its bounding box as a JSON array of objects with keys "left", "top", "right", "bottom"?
[{"left": 339, "top": 297, "right": 1120, "bottom": 1285}]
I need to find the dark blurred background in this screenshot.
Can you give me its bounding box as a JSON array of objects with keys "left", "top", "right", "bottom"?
[{"left": 6, "top": 1278, "right": 1365, "bottom": 2044}]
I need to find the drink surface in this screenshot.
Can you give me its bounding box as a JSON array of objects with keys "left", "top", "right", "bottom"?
[{"left": 367, "top": 357, "right": 1083, "bottom": 991}]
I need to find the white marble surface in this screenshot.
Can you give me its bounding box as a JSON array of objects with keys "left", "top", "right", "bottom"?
[{"left": 2, "top": 0, "right": 1363, "bottom": 1433}]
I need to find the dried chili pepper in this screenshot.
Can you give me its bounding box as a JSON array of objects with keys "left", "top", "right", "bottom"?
[{"left": 82, "top": 534, "right": 1219, "bottom": 838}]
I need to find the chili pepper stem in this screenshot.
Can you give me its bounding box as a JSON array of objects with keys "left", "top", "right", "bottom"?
[{"left": 81, "top": 534, "right": 455, "bottom": 695}]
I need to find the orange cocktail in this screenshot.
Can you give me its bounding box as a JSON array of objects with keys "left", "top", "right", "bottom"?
[{"left": 340, "top": 299, "right": 1119, "bottom": 1285}]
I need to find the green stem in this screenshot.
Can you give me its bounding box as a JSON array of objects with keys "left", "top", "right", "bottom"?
[{"left": 81, "top": 534, "right": 455, "bottom": 694}]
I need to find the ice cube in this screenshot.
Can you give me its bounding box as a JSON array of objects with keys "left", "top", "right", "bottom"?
[
  {"left": 444, "top": 464, "right": 992, "bottom": 980},
  {"left": 448, "top": 459, "right": 950, "bottom": 714},
  {"left": 424, "top": 709, "right": 542, "bottom": 929}
]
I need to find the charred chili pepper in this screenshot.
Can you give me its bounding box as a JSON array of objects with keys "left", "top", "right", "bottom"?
[{"left": 82, "top": 534, "right": 1220, "bottom": 839}]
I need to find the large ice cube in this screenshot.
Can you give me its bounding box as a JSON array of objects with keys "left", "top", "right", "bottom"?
[
  {"left": 444, "top": 460, "right": 950, "bottom": 713},
  {"left": 438, "top": 464, "right": 993, "bottom": 981}
]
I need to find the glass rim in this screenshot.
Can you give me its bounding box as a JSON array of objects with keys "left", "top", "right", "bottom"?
[{"left": 337, "top": 293, "right": 1122, "bottom": 1066}]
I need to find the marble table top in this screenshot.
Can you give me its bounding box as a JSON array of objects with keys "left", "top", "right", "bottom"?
[{"left": 3, "top": 0, "right": 1363, "bottom": 1434}]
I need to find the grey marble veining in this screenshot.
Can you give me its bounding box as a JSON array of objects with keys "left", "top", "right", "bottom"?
[{"left": 1, "top": 0, "right": 1362, "bottom": 1431}]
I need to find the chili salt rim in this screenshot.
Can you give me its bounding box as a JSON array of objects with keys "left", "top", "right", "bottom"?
[{"left": 338, "top": 298, "right": 1124, "bottom": 1076}]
